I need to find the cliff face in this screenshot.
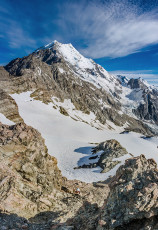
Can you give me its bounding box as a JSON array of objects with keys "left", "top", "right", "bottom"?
[
  {"left": 0, "top": 122, "right": 62, "bottom": 218},
  {"left": 128, "top": 78, "right": 158, "bottom": 125},
  {"left": 0, "top": 88, "right": 23, "bottom": 123}
]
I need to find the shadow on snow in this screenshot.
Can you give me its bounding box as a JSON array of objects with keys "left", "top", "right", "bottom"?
[{"left": 74, "top": 146, "right": 100, "bottom": 173}]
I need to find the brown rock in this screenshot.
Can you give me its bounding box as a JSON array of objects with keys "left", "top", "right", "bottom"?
[{"left": 99, "top": 154, "right": 158, "bottom": 229}]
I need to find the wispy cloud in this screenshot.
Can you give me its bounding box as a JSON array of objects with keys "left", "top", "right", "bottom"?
[
  {"left": 1, "top": 0, "right": 158, "bottom": 61},
  {"left": 56, "top": 0, "right": 158, "bottom": 58},
  {"left": 7, "top": 24, "right": 36, "bottom": 49}
]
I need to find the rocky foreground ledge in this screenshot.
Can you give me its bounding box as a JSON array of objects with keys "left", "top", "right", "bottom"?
[
  {"left": 0, "top": 122, "right": 109, "bottom": 229},
  {"left": 0, "top": 122, "right": 158, "bottom": 229},
  {"left": 0, "top": 122, "right": 62, "bottom": 218},
  {"left": 97, "top": 154, "right": 158, "bottom": 229}
]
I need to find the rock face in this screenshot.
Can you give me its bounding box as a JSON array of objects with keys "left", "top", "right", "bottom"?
[
  {"left": 126, "top": 77, "right": 158, "bottom": 125},
  {"left": 98, "top": 154, "right": 158, "bottom": 229},
  {"left": 0, "top": 88, "right": 23, "bottom": 123},
  {"left": 134, "top": 89, "right": 158, "bottom": 125},
  {"left": 0, "top": 122, "right": 62, "bottom": 218},
  {"left": 128, "top": 78, "right": 148, "bottom": 89},
  {"left": 75, "top": 140, "right": 128, "bottom": 173},
  {"left": 92, "top": 140, "right": 128, "bottom": 173},
  {"left": 0, "top": 41, "right": 156, "bottom": 135}
]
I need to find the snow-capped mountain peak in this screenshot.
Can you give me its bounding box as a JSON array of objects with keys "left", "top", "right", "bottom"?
[
  {"left": 54, "top": 41, "right": 94, "bottom": 70},
  {"left": 5, "top": 40, "right": 158, "bottom": 133},
  {"left": 35, "top": 41, "right": 117, "bottom": 93}
]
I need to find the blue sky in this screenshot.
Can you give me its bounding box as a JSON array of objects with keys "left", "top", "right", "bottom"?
[{"left": 0, "top": 0, "right": 158, "bottom": 85}]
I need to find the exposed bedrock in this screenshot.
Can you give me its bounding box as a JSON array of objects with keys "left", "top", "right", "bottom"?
[
  {"left": 97, "top": 154, "right": 158, "bottom": 229},
  {"left": 75, "top": 139, "right": 128, "bottom": 173}
]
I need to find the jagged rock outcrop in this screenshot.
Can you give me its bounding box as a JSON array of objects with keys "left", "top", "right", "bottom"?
[
  {"left": 0, "top": 89, "right": 23, "bottom": 123},
  {"left": 0, "top": 122, "right": 62, "bottom": 218},
  {"left": 128, "top": 78, "right": 148, "bottom": 89},
  {"left": 134, "top": 89, "right": 158, "bottom": 125},
  {"left": 126, "top": 78, "right": 158, "bottom": 125},
  {"left": 93, "top": 140, "right": 128, "bottom": 173},
  {"left": 97, "top": 154, "right": 158, "bottom": 229},
  {"left": 75, "top": 139, "right": 128, "bottom": 173},
  {"left": 67, "top": 154, "right": 158, "bottom": 230}
]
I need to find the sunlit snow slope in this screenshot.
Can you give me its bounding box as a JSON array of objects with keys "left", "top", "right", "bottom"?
[{"left": 10, "top": 92, "right": 158, "bottom": 183}]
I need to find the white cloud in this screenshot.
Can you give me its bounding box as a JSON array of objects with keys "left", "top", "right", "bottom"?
[{"left": 57, "top": 1, "right": 158, "bottom": 58}]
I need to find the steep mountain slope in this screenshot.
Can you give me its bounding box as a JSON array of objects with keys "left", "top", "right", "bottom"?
[{"left": 1, "top": 40, "right": 157, "bottom": 135}]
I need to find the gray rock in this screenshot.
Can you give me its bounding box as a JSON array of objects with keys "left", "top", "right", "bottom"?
[
  {"left": 99, "top": 154, "right": 158, "bottom": 229},
  {"left": 76, "top": 139, "right": 128, "bottom": 173}
]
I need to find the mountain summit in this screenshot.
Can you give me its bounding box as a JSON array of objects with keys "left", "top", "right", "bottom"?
[{"left": 0, "top": 41, "right": 157, "bottom": 135}]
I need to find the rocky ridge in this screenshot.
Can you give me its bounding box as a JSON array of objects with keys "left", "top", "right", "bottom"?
[
  {"left": 119, "top": 76, "right": 158, "bottom": 126},
  {"left": 65, "top": 155, "right": 158, "bottom": 230},
  {"left": 129, "top": 78, "right": 158, "bottom": 124},
  {"left": 0, "top": 122, "right": 62, "bottom": 218}
]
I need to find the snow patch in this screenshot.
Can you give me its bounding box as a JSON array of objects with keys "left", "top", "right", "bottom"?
[
  {"left": 0, "top": 113, "right": 15, "bottom": 125},
  {"left": 58, "top": 67, "right": 65, "bottom": 74}
]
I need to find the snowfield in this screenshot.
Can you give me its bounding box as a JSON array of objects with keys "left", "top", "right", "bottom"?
[
  {"left": 0, "top": 113, "right": 15, "bottom": 125},
  {"left": 8, "top": 92, "right": 158, "bottom": 183}
]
